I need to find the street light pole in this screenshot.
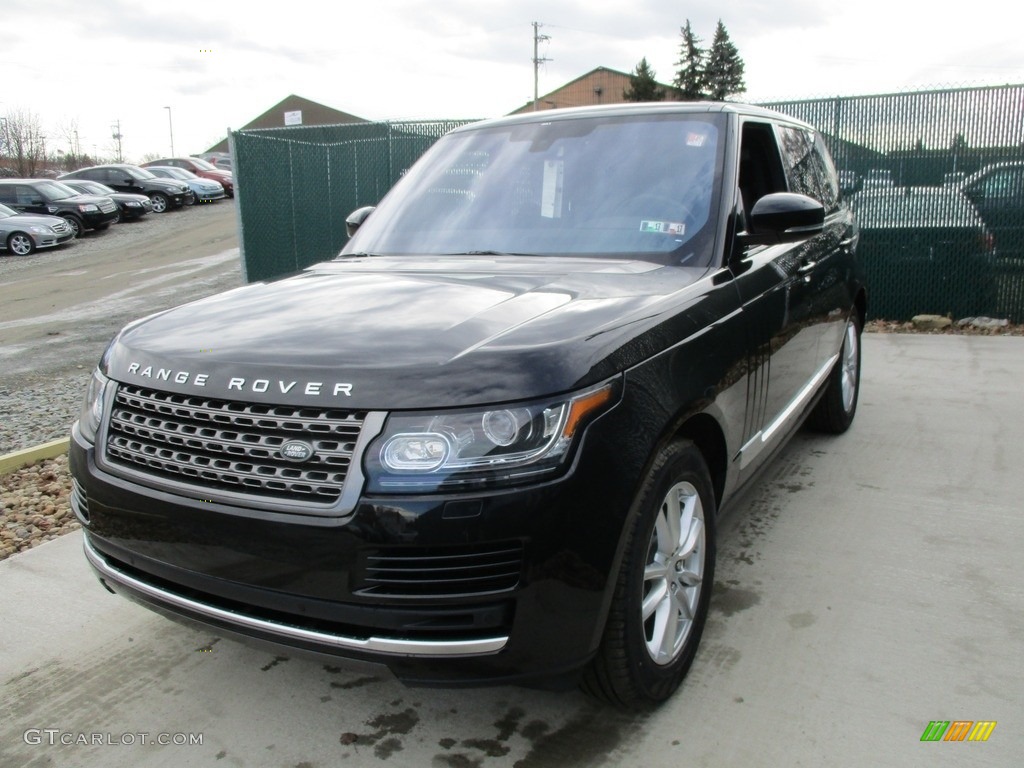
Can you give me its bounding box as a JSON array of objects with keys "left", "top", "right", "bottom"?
[{"left": 164, "top": 106, "right": 175, "bottom": 157}]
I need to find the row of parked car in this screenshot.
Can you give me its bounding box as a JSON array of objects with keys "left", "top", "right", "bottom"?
[{"left": 0, "top": 157, "right": 234, "bottom": 255}]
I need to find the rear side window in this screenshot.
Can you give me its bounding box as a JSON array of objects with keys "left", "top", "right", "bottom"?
[
  {"left": 16, "top": 185, "right": 40, "bottom": 205},
  {"left": 777, "top": 126, "right": 839, "bottom": 213}
]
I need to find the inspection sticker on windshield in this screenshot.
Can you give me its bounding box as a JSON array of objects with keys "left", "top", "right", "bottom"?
[
  {"left": 686, "top": 132, "right": 708, "bottom": 147},
  {"left": 640, "top": 220, "right": 686, "bottom": 235}
]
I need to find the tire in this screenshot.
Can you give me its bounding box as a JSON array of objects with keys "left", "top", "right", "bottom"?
[
  {"left": 149, "top": 193, "right": 169, "bottom": 213},
  {"left": 62, "top": 215, "right": 84, "bottom": 238},
  {"left": 7, "top": 232, "right": 36, "bottom": 256},
  {"left": 582, "top": 440, "right": 716, "bottom": 707},
  {"left": 809, "top": 313, "right": 861, "bottom": 434}
]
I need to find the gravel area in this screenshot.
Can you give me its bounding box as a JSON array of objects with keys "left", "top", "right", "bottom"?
[{"left": 0, "top": 455, "right": 79, "bottom": 560}]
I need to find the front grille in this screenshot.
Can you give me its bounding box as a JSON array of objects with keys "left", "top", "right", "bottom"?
[
  {"left": 355, "top": 541, "right": 524, "bottom": 598},
  {"left": 103, "top": 384, "right": 365, "bottom": 505},
  {"left": 51, "top": 220, "right": 71, "bottom": 235},
  {"left": 99, "top": 200, "right": 117, "bottom": 214}
]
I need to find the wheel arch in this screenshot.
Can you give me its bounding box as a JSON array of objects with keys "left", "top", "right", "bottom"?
[
  {"left": 674, "top": 412, "right": 728, "bottom": 509},
  {"left": 854, "top": 288, "right": 867, "bottom": 329}
]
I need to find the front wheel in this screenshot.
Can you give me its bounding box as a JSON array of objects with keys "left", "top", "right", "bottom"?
[
  {"left": 149, "top": 193, "right": 169, "bottom": 213},
  {"left": 7, "top": 232, "right": 36, "bottom": 256},
  {"left": 809, "top": 313, "right": 861, "bottom": 434},
  {"left": 62, "top": 215, "right": 84, "bottom": 238},
  {"left": 582, "top": 440, "right": 716, "bottom": 707}
]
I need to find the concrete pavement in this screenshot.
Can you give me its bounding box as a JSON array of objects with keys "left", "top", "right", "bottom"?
[{"left": 2, "top": 334, "right": 1021, "bottom": 767}]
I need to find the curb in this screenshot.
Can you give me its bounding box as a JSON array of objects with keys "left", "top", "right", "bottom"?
[{"left": 0, "top": 438, "right": 70, "bottom": 476}]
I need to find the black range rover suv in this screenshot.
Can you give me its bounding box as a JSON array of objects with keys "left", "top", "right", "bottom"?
[{"left": 71, "top": 103, "right": 866, "bottom": 707}]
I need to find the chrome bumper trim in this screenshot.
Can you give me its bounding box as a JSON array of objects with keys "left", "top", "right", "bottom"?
[{"left": 83, "top": 536, "right": 509, "bottom": 658}]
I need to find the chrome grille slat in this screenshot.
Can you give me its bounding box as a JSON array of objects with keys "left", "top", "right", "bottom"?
[{"left": 104, "top": 384, "right": 365, "bottom": 505}]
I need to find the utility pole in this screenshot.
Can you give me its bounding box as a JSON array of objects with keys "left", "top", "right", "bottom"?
[
  {"left": 164, "top": 106, "right": 175, "bottom": 156},
  {"left": 532, "top": 21, "right": 551, "bottom": 111},
  {"left": 111, "top": 119, "right": 123, "bottom": 163}
]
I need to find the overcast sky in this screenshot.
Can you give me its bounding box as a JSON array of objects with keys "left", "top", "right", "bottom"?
[{"left": 3, "top": 0, "right": 1022, "bottom": 163}]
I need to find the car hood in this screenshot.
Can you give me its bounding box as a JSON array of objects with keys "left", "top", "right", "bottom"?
[
  {"left": 58, "top": 193, "right": 113, "bottom": 206},
  {"left": 108, "top": 192, "right": 151, "bottom": 203},
  {"left": 104, "top": 255, "right": 714, "bottom": 408},
  {"left": 0, "top": 212, "right": 67, "bottom": 228},
  {"left": 147, "top": 179, "right": 189, "bottom": 192}
]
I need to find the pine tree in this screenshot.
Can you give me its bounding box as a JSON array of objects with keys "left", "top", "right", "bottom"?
[
  {"left": 623, "top": 58, "right": 665, "bottom": 102},
  {"left": 673, "top": 20, "right": 705, "bottom": 101},
  {"left": 704, "top": 20, "right": 746, "bottom": 100}
]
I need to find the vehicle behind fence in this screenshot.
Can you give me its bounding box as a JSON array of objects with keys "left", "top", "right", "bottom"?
[
  {"left": 763, "top": 85, "right": 1024, "bottom": 321},
  {"left": 232, "top": 84, "right": 1024, "bottom": 321}
]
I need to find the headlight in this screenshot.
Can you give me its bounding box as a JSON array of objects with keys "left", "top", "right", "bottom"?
[
  {"left": 126, "top": 201, "right": 141, "bottom": 207},
  {"left": 365, "top": 380, "right": 619, "bottom": 492},
  {"left": 28, "top": 226, "right": 50, "bottom": 234},
  {"left": 77, "top": 369, "right": 110, "bottom": 444},
  {"left": 78, "top": 203, "right": 98, "bottom": 212}
]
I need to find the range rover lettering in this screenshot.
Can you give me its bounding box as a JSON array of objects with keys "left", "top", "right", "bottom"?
[{"left": 71, "top": 103, "right": 865, "bottom": 707}]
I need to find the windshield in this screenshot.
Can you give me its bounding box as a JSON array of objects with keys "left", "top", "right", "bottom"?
[
  {"left": 0, "top": 203, "right": 16, "bottom": 217},
  {"left": 38, "top": 180, "right": 81, "bottom": 199},
  {"left": 125, "top": 166, "right": 155, "bottom": 180},
  {"left": 162, "top": 167, "right": 197, "bottom": 179},
  {"left": 343, "top": 112, "right": 726, "bottom": 264}
]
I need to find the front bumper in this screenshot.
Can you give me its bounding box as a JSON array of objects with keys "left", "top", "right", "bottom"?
[
  {"left": 32, "top": 231, "right": 75, "bottom": 249},
  {"left": 69, "top": 407, "right": 636, "bottom": 686}
]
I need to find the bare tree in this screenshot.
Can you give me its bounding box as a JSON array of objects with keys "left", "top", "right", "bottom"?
[
  {"left": 1, "top": 108, "right": 48, "bottom": 177},
  {"left": 56, "top": 117, "right": 84, "bottom": 170}
]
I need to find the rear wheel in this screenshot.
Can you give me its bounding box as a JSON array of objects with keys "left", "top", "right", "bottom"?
[
  {"left": 62, "top": 215, "right": 84, "bottom": 238},
  {"left": 582, "top": 440, "right": 716, "bottom": 707},
  {"left": 7, "top": 232, "right": 35, "bottom": 256},
  {"left": 809, "top": 313, "right": 861, "bottom": 434},
  {"left": 149, "top": 193, "right": 169, "bottom": 213}
]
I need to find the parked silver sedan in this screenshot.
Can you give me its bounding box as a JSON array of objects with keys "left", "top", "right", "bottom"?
[{"left": 0, "top": 203, "right": 75, "bottom": 256}]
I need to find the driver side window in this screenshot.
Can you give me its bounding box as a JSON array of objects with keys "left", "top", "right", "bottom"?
[{"left": 738, "top": 122, "right": 787, "bottom": 226}]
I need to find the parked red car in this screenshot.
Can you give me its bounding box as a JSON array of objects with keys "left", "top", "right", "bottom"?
[{"left": 142, "top": 157, "right": 234, "bottom": 198}]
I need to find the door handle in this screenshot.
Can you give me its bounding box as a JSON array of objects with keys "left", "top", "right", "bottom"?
[{"left": 797, "top": 260, "right": 818, "bottom": 274}]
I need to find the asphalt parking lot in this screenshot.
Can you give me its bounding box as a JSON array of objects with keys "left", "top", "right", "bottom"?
[{"left": 1, "top": 332, "right": 1021, "bottom": 767}]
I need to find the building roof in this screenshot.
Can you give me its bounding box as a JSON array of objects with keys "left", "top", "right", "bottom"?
[
  {"left": 509, "top": 66, "right": 677, "bottom": 115},
  {"left": 206, "top": 95, "right": 368, "bottom": 153}
]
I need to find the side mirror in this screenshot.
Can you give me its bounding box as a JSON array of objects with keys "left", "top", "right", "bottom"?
[
  {"left": 345, "top": 205, "right": 375, "bottom": 238},
  {"left": 123, "top": 178, "right": 134, "bottom": 186},
  {"left": 738, "top": 192, "right": 825, "bottom": 247}
]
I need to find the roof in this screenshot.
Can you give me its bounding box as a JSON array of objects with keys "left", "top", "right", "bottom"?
[
  {"left": 459, "top": 101, "right": 814, "bottom": 134},
  {"left": 206, "top": 95, "right": 368, "bottom": 153},
  {"left": 508, "top": 66, "right": 676, "bottom": 115}
]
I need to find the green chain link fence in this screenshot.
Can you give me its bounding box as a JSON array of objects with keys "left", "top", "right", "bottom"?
[
  {"left": 230, "top": 120, "right": 475, "bottom": 283},
  {"left": 233, "top": 85, "right": 1024, "bottom": 321},
  {"left": 763, "top": 84, "right": 1024, "bottom": 321}
]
